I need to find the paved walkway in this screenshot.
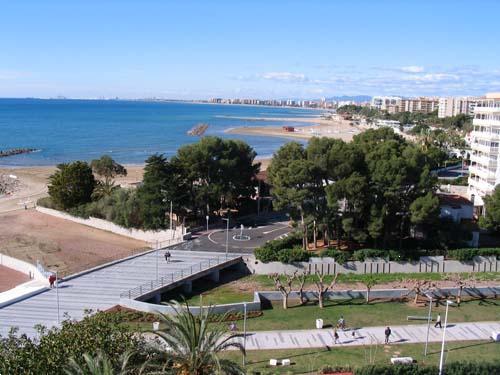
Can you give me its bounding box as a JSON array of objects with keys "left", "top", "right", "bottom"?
[
  {"left": 236, "top": 321, "right": 500, "bottom": 350},
  {"left": 0, "top": 250, "right": 241, "bottom": 338}
]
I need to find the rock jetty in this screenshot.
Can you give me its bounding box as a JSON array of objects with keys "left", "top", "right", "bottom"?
[{"left": 0, "top": 148, "right": 37, "bottom": 158}]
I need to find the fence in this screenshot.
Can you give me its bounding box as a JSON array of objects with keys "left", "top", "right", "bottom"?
[
  {"left": 244, "top": 255, "right": 499, "bottom": 275},
  {"left": 120, "top": 255, "right": 237, "bottom": 300}
]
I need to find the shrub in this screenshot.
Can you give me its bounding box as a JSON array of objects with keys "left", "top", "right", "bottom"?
[
  {"left": 36, "top": 196, "right": 58, "bottom": 209},
  {"left": 353, "top": 249, "right": 400, "bottom": 261},
  {"left": 320, "top": 249, "right": 350, "bottom": 264},
  {"left": 355, "top": 362, "right": 500, "bottom": 375},
  {"left": 447, "top": 248, "right": 500, "bottom": 261},
  {"left": 254, "top": 232, "right": 303, "bottom": 263},
  {"left": 276, "top": 246, "right": 310, "bottom": 263}
]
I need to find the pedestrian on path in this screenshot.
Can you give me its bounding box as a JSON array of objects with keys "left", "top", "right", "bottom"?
[
  {"left": 48, "top": 274, "right": 56, "bottom": 288},
  {"left": 384, "top": 326, "right": 391, "bottom": 344},
  {"left": 434, "top": 313, "right": 442, "bottom": 328},
  {"left": 164, "top": 251, "right": 171, "bottom": 263},
  {"left": 333, "top": 328, "right": 339, "bottom": 344}
]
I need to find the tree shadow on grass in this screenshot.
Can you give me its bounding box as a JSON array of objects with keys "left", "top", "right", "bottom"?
[{"left": 427, "top": 340, "right": 495, "bottom": 356}]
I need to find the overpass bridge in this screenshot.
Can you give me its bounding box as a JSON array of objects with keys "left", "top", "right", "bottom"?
[{"left": 0, "top": 250, "right": 242, "bottom": 338}]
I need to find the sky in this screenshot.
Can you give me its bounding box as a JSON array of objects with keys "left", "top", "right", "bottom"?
[{"left": 1, "top": 0, "right": 500, "bottom": 99}]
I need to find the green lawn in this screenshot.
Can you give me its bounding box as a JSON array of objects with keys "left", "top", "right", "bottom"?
[
  {"left": 221, "top": 340, "right": 500, "bottom": 374},
  {"left": 244, "top": 299, "right": 499, "bottom": 331}
]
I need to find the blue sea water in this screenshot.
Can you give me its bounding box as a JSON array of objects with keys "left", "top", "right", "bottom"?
[{"left": 0, "top": 99, "right": 320, "bottom": 166}]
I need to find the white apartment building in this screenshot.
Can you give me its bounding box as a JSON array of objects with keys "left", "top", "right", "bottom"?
[
  {"left": 438, "top": 97, "right": 478, "bottom": 118},
  {"left": 370, "top": 96, "right": 402, "bottom": 113},
  {"left": 467, "top": 93, "right": 500, "bottom": 211}
]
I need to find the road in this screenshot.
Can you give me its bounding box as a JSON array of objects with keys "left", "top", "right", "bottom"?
[{"left": 176, "top": 220, "right": 291, "bottom": 253}]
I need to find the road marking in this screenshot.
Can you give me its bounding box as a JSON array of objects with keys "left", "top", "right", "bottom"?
[{"left": 262, "top": 226, "right": 289, "bottom": 235}]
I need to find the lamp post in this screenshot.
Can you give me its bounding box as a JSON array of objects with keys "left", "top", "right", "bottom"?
[
  {"left": 54, "top": 271, "right": 60, "bottom": 325},
  {"left": 243, "top": 302, "right": 247, "bottom": 366},
  {"left": 222, "top": 217, "right": 229, "bottom": 259},
  {"left": 439, "top": 300, "right": 454, "bottom": 375},
  {"left": 424, "top": 293, "right": 433, "bottom": 356},
  {"left": 206, "top": 215, "right": 209, "bottom": 232}
]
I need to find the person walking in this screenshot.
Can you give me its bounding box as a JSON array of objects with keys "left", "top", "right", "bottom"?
[
  {"left": 48, "top": 274, "right": 56, "bottom": 288},
  {"left": 434, "top": 313, "right": 442, "bottom": 328},
  {"left": 333, "top": 328, "right": 340, "bottom": 344},
  {"left": 384, "top": 326, "right": 392, "bottom": 344},
  {"left": 164, "top": 251, "right": 171, "bottom": 263}
]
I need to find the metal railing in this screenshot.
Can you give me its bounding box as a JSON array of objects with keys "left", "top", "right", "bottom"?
[{"left": 119, "top": 255, "right": 235, "bottom": 300}]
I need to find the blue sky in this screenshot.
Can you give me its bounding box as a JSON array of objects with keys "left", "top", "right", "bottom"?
[{"left": 1, "top": 0, "right": 499, "bottom": 99}]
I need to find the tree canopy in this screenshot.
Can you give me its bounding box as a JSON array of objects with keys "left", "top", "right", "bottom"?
[{"left": 48, "top": 161, "right": 96, "bottom": 210}]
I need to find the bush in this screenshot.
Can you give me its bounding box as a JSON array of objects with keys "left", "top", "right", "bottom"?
[
  {"left": 355, "top": 362, "right": 500, "bottom": 375},
  {"left": 447, "top": 248, "right": 500, "bottom": 261},
  {"left": 353, "top": 249, "right": 400, "bottom": 261},
  {"left": 36, "top": 196, "right": 58, "bottom": 209},
  {"left": 276, "top": 246, "right": 310, "bottom": 263},
  {"left": 254, "top": 233, "right": 303, "bottom": 263},
  {"left": 320, "top": 248, "right": 350, "bottom": 264}
]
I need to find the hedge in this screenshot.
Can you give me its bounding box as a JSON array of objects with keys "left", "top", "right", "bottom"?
[
  {"left": 447, "top": 248, "right": 500, "bottom": 261},
  {"left": 355, "top": 361, "right": 500, "bottom": 375}
]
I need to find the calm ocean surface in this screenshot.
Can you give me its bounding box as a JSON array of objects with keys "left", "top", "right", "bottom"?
[{"left": 0, "top": 99, "right": 320, "bottom": 166}]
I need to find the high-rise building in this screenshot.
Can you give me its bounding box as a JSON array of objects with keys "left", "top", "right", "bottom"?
[
  {"left": 370, "top": 96, "right": 402, "bottom": 113},
  {"left": 467, "top": 93, "right": 500, "bottom": 212},
  {"left": 438, "top": 97, "right": 478, "bottom": 118},
  {"left": 400, "top": 97, "right": 439, "bottom": 113}
]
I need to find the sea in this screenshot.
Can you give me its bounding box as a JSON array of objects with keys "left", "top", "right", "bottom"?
[{"left": 0, "top": 99, "right": 322, "bottom": 166}]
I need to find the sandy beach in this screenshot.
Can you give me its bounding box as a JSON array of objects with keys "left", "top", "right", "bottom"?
[
  {"left": 0, "top": 165, "right": 145, "bottom": 213},
  {"left": 224, "top": 115, "right": 367, "bottom": 142}
]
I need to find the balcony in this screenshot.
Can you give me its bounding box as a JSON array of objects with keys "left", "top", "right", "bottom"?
[
  {"left": 470, "top": 153, "right": 497, "bottom": 167},
  {"left": 473, "top": 119, "right": 500, "bottom": 127},
  {"left": 475, "top": 106, "right": 500, "bottom": 114},
  {"left": 471, "top": 143, "right": 499, "bottom": 154},
  {"left": 468, "top": 165, "right": 496, "bottom": 181},
  {"left": 468, "top": 178, "right": 494, "bottom": 196}
]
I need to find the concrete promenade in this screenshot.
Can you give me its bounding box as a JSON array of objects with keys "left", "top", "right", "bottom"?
[
  {"left": 0, "top": 250, "right": 241, "bottom": 338},
  {"left": 236, "top": 321, "right": 500, "bottom": 350}
]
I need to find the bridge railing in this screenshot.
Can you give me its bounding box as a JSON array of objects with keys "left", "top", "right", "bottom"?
[{"left": 119, "top": 255, "right": 234, "bottom": 300}]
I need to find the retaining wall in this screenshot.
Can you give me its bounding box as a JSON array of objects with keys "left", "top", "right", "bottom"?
[
  {"left": 119, "top": 286, "right": 499, "bottom": 316},
  {"left": 243, "top": 255, "right": 499, "bottom": 275},
  {"left": 0, "top": 253, "right": 48, "bottom": 283},
  {"left": 36, "top": 206, "right": 184, "bottom": 247}
]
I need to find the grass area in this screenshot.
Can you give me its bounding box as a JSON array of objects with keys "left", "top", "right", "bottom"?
[
  {"left": 244, "top": 299, "right": 499, "bottom": 331},
  {"left": 221, "top": 340, "right": 500, "bottom": 374},
  {"left": 185, "top": 289, "right": 254, "bottom": 305}
]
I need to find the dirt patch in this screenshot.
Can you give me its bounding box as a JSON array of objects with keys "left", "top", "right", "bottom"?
[
  {"left": 0, "top": 265, "right": 30, "bottom": 292},
  {"left": 0, "top": 210, "right": 147, "bottom": 277}
]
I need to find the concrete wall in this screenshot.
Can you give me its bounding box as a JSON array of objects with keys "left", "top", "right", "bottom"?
[
  {"left": 0, "top": 253, "right": 48, "bottom": 284},
  {"left": 243, "top": 255, "right": 499, "bottom": 275},
  {"left": 37, "top": 206, "right": 184, "bottom": 247},
  {"left": 119, "top": 286, "right": 499, "bottom": 316}
]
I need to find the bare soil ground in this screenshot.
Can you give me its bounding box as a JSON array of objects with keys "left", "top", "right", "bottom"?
[
  {"left": 0, "top": 265, "right": 29, "bottom": 292},
  {"left": 0, "top": 210, "right": 147, "bottom": 277}
]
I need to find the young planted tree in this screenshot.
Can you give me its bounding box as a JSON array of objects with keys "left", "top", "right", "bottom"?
[
  {"left": 399, "top": 279, "right": 434, "bottom": 304},
  {"left": 446, "top": 273, "right": 476, "bottom": 306},
  {"left": 314, "top": 272, "right": 340, "bottom": 309},
  {"left": 362, "top": 275, "right": 378, "bottom": 304},
  {"left": 296, "top": 270, "right": 309, "bottom": 305},
  {"left": 270, "top": 273, "right": 296, "bottom": 309}
]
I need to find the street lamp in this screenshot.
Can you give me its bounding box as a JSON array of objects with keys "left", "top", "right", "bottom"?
[
  {"left": 206, "top": 215, "right": 209, "bottom": 232},
  {"left": 243, "top": 302, "right": 247, "bottom": 366},
  {"left": 222, "top": 217, "right": 229, "bottom": 259},
  {"left": 51, "top": 270, "right": 60, "bottom": 325},
  {"left": 424, "top": 292, "right": 433, "bottom": 356},
  {"left": 439, "top": 300, "right": 454, "bottom": 375}
]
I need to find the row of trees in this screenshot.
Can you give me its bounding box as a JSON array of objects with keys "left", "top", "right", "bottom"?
[
  {"left": 270, "top": 272, "right": 477, "bottom": 310},
  {"left": 45, "top": 137, "right": 260, "bottom": 230},
  {"left": 268, "top": 128, "right": 451, "bottom": 251},
  {"left": 1, "top": 302, "right": 245, "bottom": 375}
]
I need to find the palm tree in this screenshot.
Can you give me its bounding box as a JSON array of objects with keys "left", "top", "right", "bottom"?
[
  {"left": 64, "top": 350, "right": 138, "bottom": 375},
  {"left": 148, "top": 301, "right": 245, "bottom": 375}
]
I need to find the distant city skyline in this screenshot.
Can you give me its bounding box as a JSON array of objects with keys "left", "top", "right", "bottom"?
[{"left": 1, "top": 0, "right": 500, "bottom": 99}]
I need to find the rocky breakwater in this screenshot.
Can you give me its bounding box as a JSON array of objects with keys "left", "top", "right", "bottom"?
[{"left": 0, "top": 148, "right": 38, "bottom": 158}]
